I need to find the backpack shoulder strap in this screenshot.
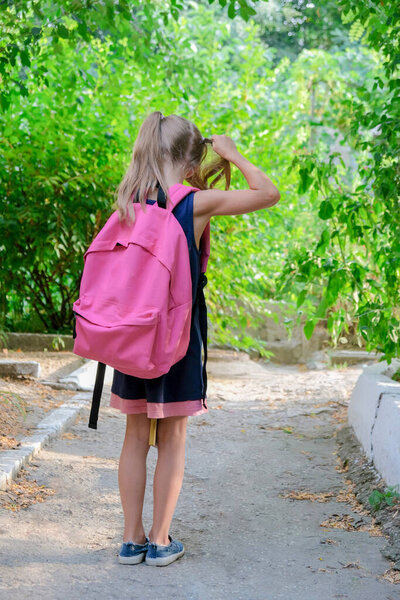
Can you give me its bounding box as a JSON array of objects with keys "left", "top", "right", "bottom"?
[
  {"left": 197, "top": 271, "right": 208, "bottom": 410},
  {"left": 168, "top": 184, "right": 210, "bottom": 273},
  {"left": 169, "top": 184, "right": 210, "bottom": 410}
]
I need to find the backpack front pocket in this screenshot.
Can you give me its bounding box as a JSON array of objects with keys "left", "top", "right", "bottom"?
[{"left": 73, "top": 295, "right": 162, "bottom": 377}]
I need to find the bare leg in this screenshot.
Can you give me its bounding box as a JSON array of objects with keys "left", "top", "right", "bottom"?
[
  {"left": 148, "top": 415, "right": 188, "bottom": 545},
  {"left": 118, "top": 413, "right": 150, "bottom": 544}
]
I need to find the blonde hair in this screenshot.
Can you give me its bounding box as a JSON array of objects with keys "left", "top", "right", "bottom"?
[{"left": 114, "top": 111, "right": 231, "bottom": 223}]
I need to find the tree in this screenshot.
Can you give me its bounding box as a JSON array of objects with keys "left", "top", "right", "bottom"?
[
  {"left": 0, "top": 0, "right": 259, "bottom": 109},
  {"left": 276, "top": 1, "right": 400, "bottom": 362}
]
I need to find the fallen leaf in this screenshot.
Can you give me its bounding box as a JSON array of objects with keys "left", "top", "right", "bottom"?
[
  {"left": 379, "top": 568, "right": 400, "bottom": 584},
  {"left": 0, "top": 470, "right": 56, "bottom": 511},
  {"left": 61, "top": 431, "right": 80, "bottom": 440},
  {"left": 281, "top": 489, "right": 335, "bottom": 502}
]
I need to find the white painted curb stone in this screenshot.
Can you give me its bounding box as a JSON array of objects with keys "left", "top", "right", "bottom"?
[
  {"left": 59, "top": 360, "right": 114, "bottom": 390},
  {"left": 0, "top": 359, "right": 115, "bottom": 491},
  {"left": 348, "top": 359, "right": 400, "bottom": 487},
  {"left": 0, "top": 392, "right": 91, "bottom": 491}
]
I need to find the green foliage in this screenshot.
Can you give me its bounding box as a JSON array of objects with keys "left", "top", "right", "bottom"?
[
  {"left": 368, "top": 486, "right": 400, "bottom": 512},
  {"left": 0, "top": 31, "right": 125, "bottom": 330},
  {"left": 51, "top": 335, "right": 66, "bottom": 351},
  {"left": 254, "top": 0, "right": 353, "bottom": 64},
  {"left": 0, "top": 0, "right": 259, "bottom": 109},
  {"left": 1, "top": 1, "right": 292, "bottom": 352},
  {"left": 0, "top": 330, "right": 8, "bottom": 349},
  {"left": 1, "top": 0, "right": 397, "bottom": 364},
  {"left": 275, "top": 1, "right": 400, "bottom": 362}
]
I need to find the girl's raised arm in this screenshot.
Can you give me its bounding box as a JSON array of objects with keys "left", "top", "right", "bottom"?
[{"left": 193, "top": 134, "right": 280, "bottom": 218}]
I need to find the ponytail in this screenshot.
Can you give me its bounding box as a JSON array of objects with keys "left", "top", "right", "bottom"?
[{"left": 115, "top": 112, "right": 231, "bottom": 224}]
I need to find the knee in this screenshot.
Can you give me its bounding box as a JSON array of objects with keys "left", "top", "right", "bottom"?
[
  {"left": 157, "top": 417, "right": 187, "bottom": 448},
  {"left": 124, "top": 414, "right": 151, "bottom": 447},
  {"left": 124, "top": 430, "right": 150, "bottom": 450},
  {"left": 157, "top": 430, "right": 186, "bottom": 448}
]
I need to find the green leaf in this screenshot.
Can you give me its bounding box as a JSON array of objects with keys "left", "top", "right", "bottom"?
[
  {"left": 315, "top": 296, "right": 329, "bottom": 318},
  {"left": 77, "top": 22, "right": 89, "bottom": 40},
  {"left": 315, "top": 228, "right": 330, "bottom": 252},
  {"left": 296, "top": 288, "right": 307, "bottom": 308},
  {"left": 304, "top": 320, "right": 316, "bottom": 339},
  {"left": 57, "top": 25, "right": 70, "bottom": 39},
  {"left": 318, "top": 200, "right": 334, "bottom": 220},
  {"left": 228, "top": 2, "right": 236, "bottom": 19},
  {"left": 20, "top": 50, "right": 31, "bottom": 67},
  {"left": 298, "top": 168, "right": 313, "bottom": 194},
  {"left": 0, "top": 92, "right": 11, "bottom": 112}
]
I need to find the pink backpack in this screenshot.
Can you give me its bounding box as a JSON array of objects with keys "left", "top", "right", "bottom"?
[{"left": 72, "top": 182, "right": 210, "bottom": 428}]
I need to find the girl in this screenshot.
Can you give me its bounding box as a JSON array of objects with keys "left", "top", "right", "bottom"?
[{"left": 109, "top": 111, "right": 280, "bottom": 567}]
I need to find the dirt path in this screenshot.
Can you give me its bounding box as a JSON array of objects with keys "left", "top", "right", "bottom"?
[{"left": 0, "top": 351, "right": 397, "bottom": 600}]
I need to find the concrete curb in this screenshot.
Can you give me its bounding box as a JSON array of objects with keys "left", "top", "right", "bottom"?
[
  {"left": 0, "top": 358, "right": 114, "bottom": 491},
  {"left": 59, "top": 360, "right": 114, "bottom": 390},
  {"left": 0, "top": 360, "right": 41, "bottom": 378},
  {"left": 0, "top": 392, "right": 91, "bottom": 491},
  {"left": 348, "top": 358, "right": 400, "bottom": 487}
]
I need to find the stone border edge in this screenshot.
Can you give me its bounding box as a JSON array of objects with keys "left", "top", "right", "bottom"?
[
  {"left": 348, "top": 358, "right": 400, "bottom": 488},
  {"left": 0, "top": 392, "right": 91, "bottom": 491}
]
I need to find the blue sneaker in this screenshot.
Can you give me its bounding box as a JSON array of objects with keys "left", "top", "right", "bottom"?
[
  {"left": 145, "top": 535, "right": 185, "bottom": 567},
  {"left": 118, "top": 537, "right": 149, "bottom": 564}
]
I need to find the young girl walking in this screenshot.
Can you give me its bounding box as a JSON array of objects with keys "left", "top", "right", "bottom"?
[{"left": 109, "top": 111, "right": 280, "bottom": 567}]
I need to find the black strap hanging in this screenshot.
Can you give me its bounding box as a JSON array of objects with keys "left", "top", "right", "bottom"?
[
  {"left": 88, "top": 362, "right": 106, "bottom": 430},
  {"left": 197, "top": 272, "right": 208, "bottom": 409}
]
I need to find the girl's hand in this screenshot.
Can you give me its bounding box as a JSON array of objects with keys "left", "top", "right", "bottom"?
[{"left": 210, "top": 134, "right": 238, "bottom": 162}]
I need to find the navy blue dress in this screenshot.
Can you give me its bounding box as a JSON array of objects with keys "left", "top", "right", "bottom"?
[{"left": 109, "top": 191, "right": 208, "bottom": 419}]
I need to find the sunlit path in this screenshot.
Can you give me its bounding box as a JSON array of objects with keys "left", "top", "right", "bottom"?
[{"left": 0, "top": 351, "right": 395, "bottom": 600}]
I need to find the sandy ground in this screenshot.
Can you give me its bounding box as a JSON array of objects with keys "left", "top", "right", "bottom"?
[
  {"left": 0, "top": 350, "right": 398, "bottom": 599},
  {"left": 0, "top": 351, "right": 85, "bottom": 448}
]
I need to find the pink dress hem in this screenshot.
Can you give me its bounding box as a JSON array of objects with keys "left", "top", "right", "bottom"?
[{"left": 109, "top": 392, "right": 208, "bottom": 418}]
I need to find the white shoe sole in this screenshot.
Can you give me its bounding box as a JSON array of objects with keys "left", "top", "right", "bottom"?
[
  {"left": 118, "top": 552, "right": 146, "bottom": 565},
  {"left": 145, "top": 548, "right": 185, "bottom": 567}
]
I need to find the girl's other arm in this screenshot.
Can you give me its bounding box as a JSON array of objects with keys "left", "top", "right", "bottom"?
[{"left": 193, "top": 135, "right": 280, "bottom": 218}]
